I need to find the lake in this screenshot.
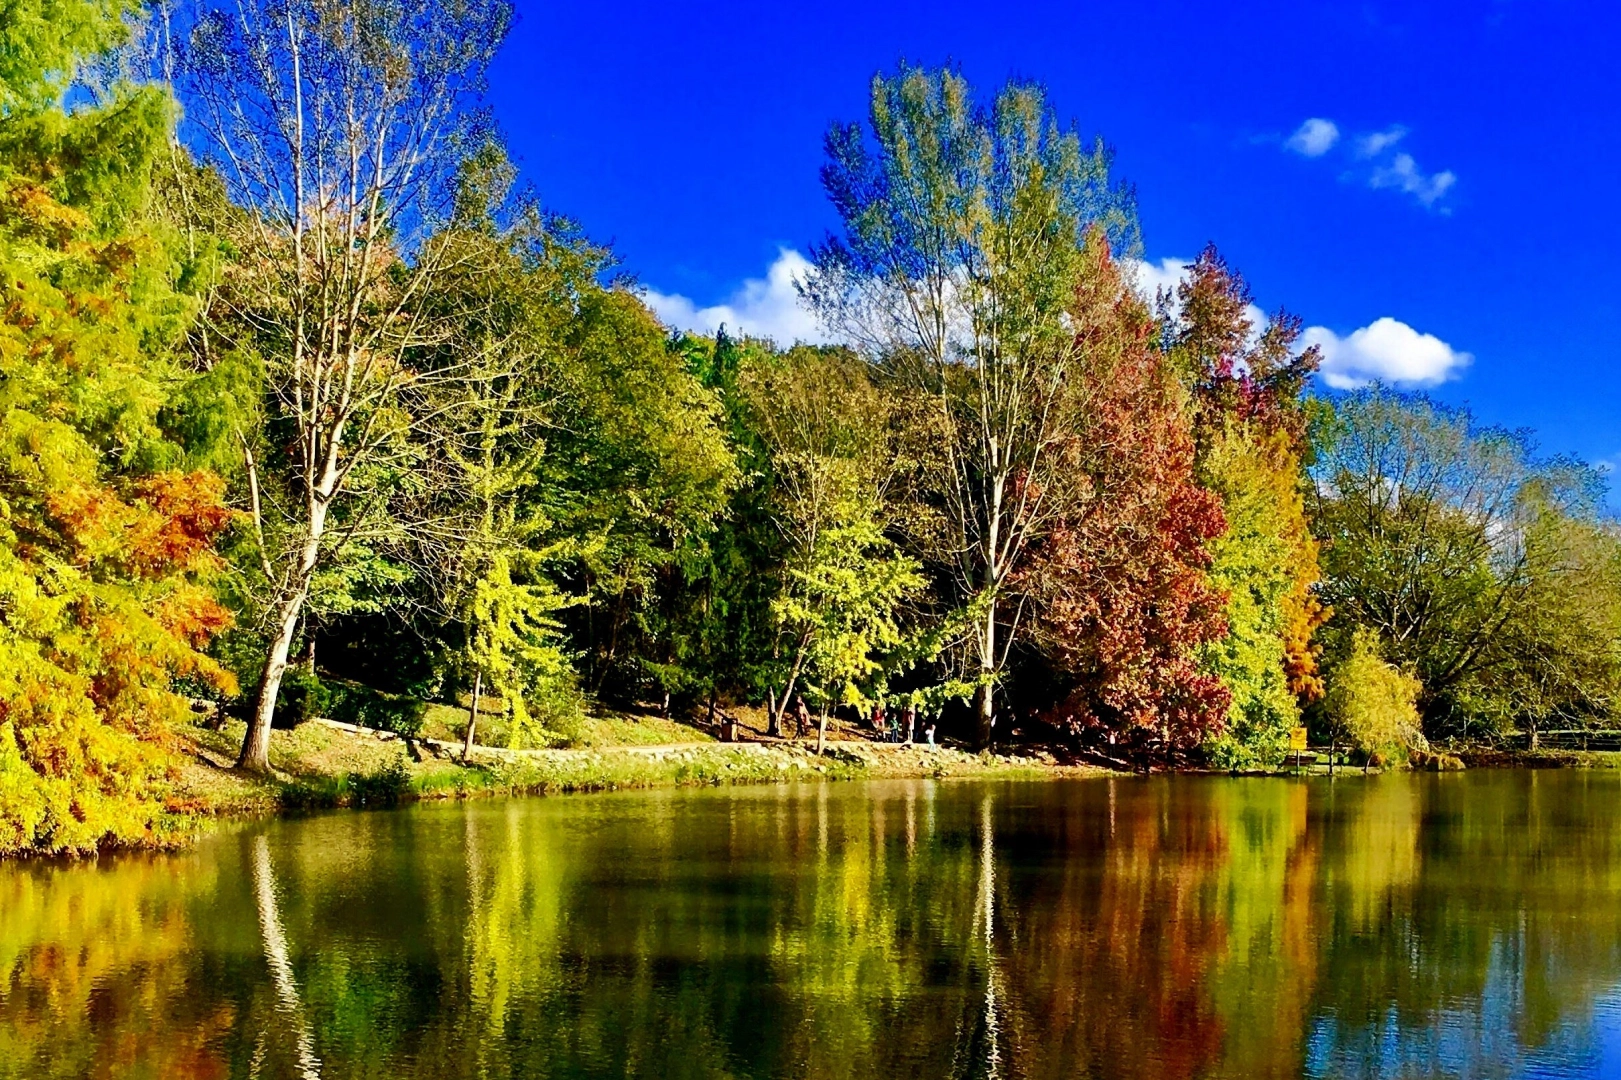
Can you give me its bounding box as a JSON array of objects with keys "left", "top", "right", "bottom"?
[{"left": 5, "top": 771, "right": 1621, "bottom": 1079}]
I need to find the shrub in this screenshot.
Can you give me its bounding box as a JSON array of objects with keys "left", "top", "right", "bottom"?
[
  {"left": 272, "top": 668, "right": 331, "bottom": 729},
  {"left": 1324, "top": 628, "right": 1425, "bottom": 761},
  {"left": 321, "top": 678, "right": 426, "bottom": 738}
]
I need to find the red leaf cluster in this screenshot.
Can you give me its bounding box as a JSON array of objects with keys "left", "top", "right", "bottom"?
[{"left": 1018, "top": 241, "right": 1231, "bottom": 752}]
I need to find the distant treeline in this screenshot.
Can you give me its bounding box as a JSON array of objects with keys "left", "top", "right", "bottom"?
[{"left": 4, "top": 0, "right": 1620, "bottom": 854}]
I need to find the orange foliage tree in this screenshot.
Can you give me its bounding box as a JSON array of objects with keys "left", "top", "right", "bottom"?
[{"left": 1163, "top": 246, "right": 1327, "bottom": 767}]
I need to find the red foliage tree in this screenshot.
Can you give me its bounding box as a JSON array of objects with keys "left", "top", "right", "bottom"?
[{"left": 1016, "top": 240, "right": 1231, "bottom": 754}]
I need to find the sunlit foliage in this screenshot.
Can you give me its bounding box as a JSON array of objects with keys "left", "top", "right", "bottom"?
[{"left": 0, "top": 0, "right": 235, "bottom": 854}]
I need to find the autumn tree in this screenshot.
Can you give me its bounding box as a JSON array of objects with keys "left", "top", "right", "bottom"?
[
  {"left": 0, "top": 0, "right": 236, "bottom": 853},
  {"left": 1160, "top": 247, "right": 1327, "bottom": 767},
  {"left": 1323, "top": 629, "right": 1425, "bottom": 765},
  {"left": 804, "top": 65, "right": 1138, "bottom": 747},
  {"left": 1015, "top": 236, "right": 1229, "bottom": 755},
  {"left": 172, "top": 0, "right": 514, "bottom": 771},
  {"left": 408, "top": 151, "right": 603, "bottom": 749},
  {"left": 743, "top": 347, "right": 923, "bottom": 740}
]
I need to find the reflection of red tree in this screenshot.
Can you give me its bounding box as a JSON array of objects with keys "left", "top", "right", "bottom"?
[{"left": 999, "top": 789, "right": 1229, "bottom": 1080}]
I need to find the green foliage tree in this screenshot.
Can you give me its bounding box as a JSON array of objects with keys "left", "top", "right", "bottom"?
[
  {"left": 627, "top": 326, "right": 782, "bottom": 724},
  {"left": 549, "top": 291, "right": 739, "bottom": 700},
  {"left": 744, "top": 347, "right": 923, "bottom": 741},
  {"left": 805, "top": 64, "right": 1138, "bottom": 748},
  {"left": 1476, "top": 504, "right": 1621, "bottom": 745},
  {"left": 411, "top": 154, "right": 606, "bottom": 749},
  {"left": 1311, "top": 388, "right": 1608, "bottom": 738}
]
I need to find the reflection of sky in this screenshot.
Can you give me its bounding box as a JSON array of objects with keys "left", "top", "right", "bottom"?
[{"left": 1304, "top": 938, "right": 1621, "bottom": 1079}]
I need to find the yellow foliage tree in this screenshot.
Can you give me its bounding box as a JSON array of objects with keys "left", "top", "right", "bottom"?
[
  {"left": 1323, "top": 629, "right": 1425, "bottom": 764},
  {"left": 0, "top": 0, "right": 235, "bottom": 855}
]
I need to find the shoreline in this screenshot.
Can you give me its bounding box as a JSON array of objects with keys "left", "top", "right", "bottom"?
[
  {"left": 177, "top": 716, "right": 1621, "bottom": 821},
  {"left": 18, "top": 720, "right": 1621, "bottom": 860},
  {"left": 174, "top": 717, "right": 1110, "bottom": 822}
]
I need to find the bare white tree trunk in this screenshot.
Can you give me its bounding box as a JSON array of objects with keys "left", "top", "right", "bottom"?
[
  {"left": 463, "top": 668, "right": 482, "bottom": 760},
  {"left": 240, "top": 505, "right": 327, "bottom": 772}
]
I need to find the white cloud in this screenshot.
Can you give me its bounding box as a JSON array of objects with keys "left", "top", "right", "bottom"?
[
  {"left": 643, "top": 249, "right": 830, "bottom": 345},
  {"left": 1128, "top": 256, "right": 1193, "bottom": 301},
  {"left": 1368, "top": 152, "right": 1457, "bottom": 208},
  {"left": 1131, "top": 257, "right": 1470, "bottom": 390},
  {"left": 1302, "top": 317, "right": 1471, "bottom": 389},
  {"left": 1279, "top": 116, "right": 1456, "bottom": 210},
  {"left": 1355, "top": 126, "right": 1407, "bottom": 158},
  {"left": 1286, "top": 117, "right": 1340, "bottom": 157}
]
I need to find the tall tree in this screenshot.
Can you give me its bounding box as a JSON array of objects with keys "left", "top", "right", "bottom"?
[
  {"left": 744, "top": 346, "right": 922, "bottom": 736},
  {"left": 1488, "top": 507, "right": 1621, "bottom": 744},
  {"left": 550, "top": 291, "right": 738, "bottom": 701},
  {"left": 1015, "top": 236, "right": 1230, "bottom": 755},
  {"left": 173, "top": 0, "right": 514, "bottom": 771},
  {"left": 1160, "top": 247, "right": 1326, "bottom": 766},
  {"left": 410, "top": 150, "right": 606, "bottom": 748},
  {"left": 666, "top": 328, "right": 789, "bottom": 727},
  {"left": 1310, "top": 388, "right": 1604, "bottom": 735},
  {"left": 1, "top": 0, "right": 236, "bottom": 853},
  {"left": 804, "top": 65, "right": 1138, "bottom": 747}
]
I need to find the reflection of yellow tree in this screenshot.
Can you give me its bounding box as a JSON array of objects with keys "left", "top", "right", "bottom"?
[
  {"left": 1203, "top": 779, "right": 1321, "bottom": 1080},
  {"left": 766, "top": 781, "right": 982, "bottom": 1077},
  {"left": 0, "top": 856, "right": 232, "bottom": 1079},
  {"left": 1325, "top": 774, "right": 1421, "bottom": 932},
  {"left": 460, "top": 802, "right": 567, "bottom": 1075}
]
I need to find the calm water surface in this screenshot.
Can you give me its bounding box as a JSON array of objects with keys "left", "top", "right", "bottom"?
[{"left": 6, "top": 772, "right": 1621, "bottom": 1079}]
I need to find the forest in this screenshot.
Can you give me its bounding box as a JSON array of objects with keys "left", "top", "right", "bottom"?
[{"left": 4, "top": 0, "right": 1621, "bottom": 856}]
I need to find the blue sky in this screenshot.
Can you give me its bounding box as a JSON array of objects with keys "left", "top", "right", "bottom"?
[{"left": 487, "top": 0, "right": 1617, "bottom": 475}]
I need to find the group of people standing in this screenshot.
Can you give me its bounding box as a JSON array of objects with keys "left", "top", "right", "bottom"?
[
  {"left": 782, "top": 696, "right": 937, "bottom": 746},
  {"left": 869, "top": 702, "right": 936, "bottom": 746}
]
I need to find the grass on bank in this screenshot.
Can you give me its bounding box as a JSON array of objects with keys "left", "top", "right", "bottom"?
[{"left": 176, "top": 712, "right": 1082, "bottom": 817}]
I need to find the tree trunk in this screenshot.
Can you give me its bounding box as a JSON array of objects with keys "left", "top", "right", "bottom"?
[
  {"left": 771, "top": 637, "right": 809, "bottom": 737},
  {"left": 766, "top": 685, "right": 781, "bottom": 738},
  {"left": 816, "top": 703, "right": 829, "bottom": 756},
  {"left": 463, "top": 669, "right": 482, "bottom": 760},
  {"left": 238, "top": 595, "right": 302, "bottom": 773},
  {"left": 975, "top": 593, "right": 997, "bottom": 751},
  {"left": 239, "top": 506, "right": 325, "bottom": 774}
]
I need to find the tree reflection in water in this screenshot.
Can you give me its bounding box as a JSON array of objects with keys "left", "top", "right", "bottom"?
[
  {"left": 6, "top": 773, "right": 1621, "bottom": 1078},
  {"left": 251, "top": 835, "right": 321, "bottom": 1080}
]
